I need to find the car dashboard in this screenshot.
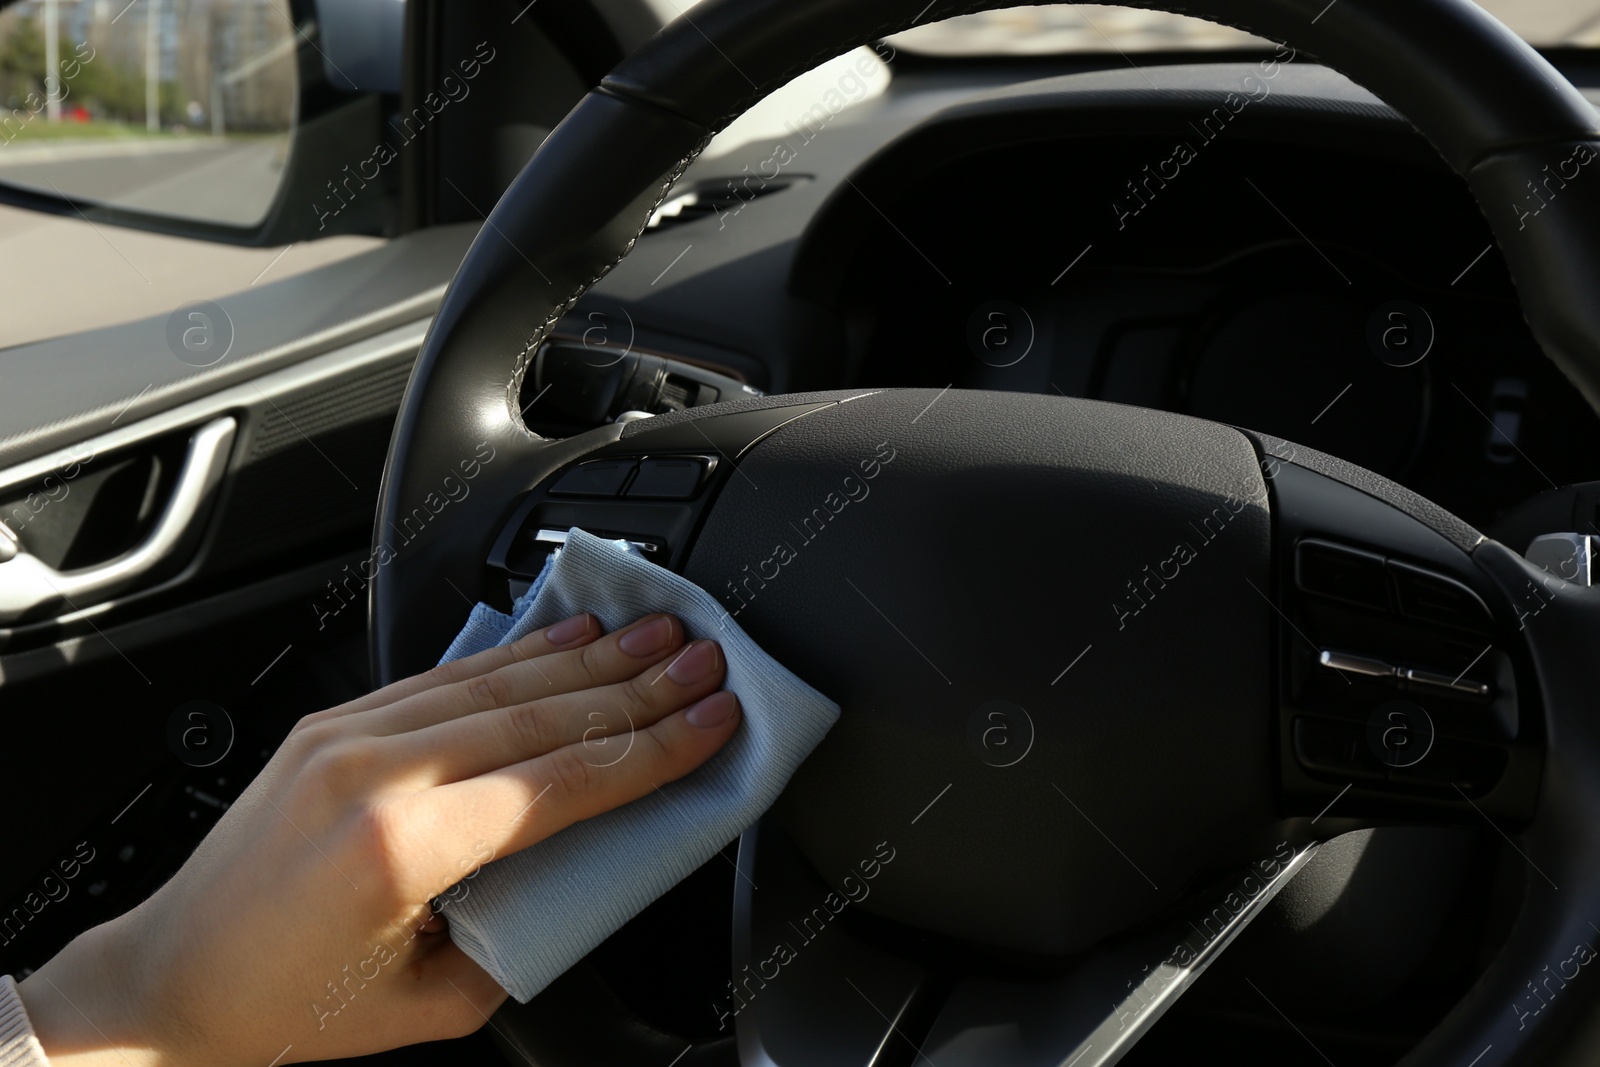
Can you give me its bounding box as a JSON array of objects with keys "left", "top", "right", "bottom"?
[{"left": 571, "top": 55, "right": 1600, "bottom": 536}]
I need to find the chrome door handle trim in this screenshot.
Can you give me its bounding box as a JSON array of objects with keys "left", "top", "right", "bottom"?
[{"left": 0, "top": 417, "right": 236, "bottom": 623}]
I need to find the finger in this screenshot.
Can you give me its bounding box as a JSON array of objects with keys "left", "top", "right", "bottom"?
[
  {"left": 425, "top": 690, "right": 742, "bottom": 863},
  {"left": 399, "top": 638, "right": 727, "bottom": 785},
  {"left": 359, "top": 614, "right": 690, "bottom": 738},
  {"left": 307, "top": 612, "right": 604, "bottom": 723}
]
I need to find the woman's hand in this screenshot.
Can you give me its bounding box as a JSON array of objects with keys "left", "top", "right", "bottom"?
[{"left": 18, "top": 612, "right": 740, "bottom": 1067}]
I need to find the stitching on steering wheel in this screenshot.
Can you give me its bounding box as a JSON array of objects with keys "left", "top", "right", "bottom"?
[{"left": 505, "top": 130, "right": 717, "bottom": 436}]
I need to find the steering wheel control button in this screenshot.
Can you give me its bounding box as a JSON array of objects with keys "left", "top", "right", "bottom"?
[
  {"left": 965, "top": 699, "right": 1035, "bottom": 768},
  {"left": 1293, "top": 716, "right": 1386, "bottom": 780},
  {"left": 166, "top": 700, "right": 235, "bottom": 768},
  {"left": 1296, "top": 539, "right": 1389, "bottom": 611},
  {"left": 1366, "top": 699, "right": 1435, "bottom": 768},
  {"left": 1401, "top": 667, "right": 1491, "bottom": 701},
  {"left": 1526, "top": 532, "right": 1596, "bottom": 586},
  {"left": 1318, "top": 649, "right": 1397, "bottom": 680},
  {"left": 1387, "top": 560, "right": 1494, "bottom": 632},
  {"left": 1318, "top": 649, "right": 1492, "bottom": 702},
  {"left": 625, "top": 456, "right": 713, "bottom": 499},
  {"left": 549, "top": 460, "right": 637, "bottom": 496},
  {"left": 535, "top": 527, "right": 664, "bottom": 559}
]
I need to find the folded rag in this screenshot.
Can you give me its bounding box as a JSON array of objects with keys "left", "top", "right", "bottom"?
[{"left": 435, "top": 528, "right": 841, "bottom": 1002}]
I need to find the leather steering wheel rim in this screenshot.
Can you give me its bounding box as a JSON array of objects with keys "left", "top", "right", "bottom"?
[{"left": 372, "top": 2, "right": 1600, "bottom": 1064}]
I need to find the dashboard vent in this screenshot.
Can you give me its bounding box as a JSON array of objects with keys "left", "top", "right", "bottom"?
[{"left": 646, "top": 179, "right": 794, "bottom": 233}]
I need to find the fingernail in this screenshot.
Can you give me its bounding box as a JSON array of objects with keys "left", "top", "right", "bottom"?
[
  {"left": 685, "top": 691, "right": 737, "bottom": 729},
  {"left": 667, "top": 640, "right": 719, "bottom": 685},
  {"left": 544, "top": 614, "right": 592, "bottom": 645},
  {"left": 619, "top": 615, "right": 674, "bottom": 656}
]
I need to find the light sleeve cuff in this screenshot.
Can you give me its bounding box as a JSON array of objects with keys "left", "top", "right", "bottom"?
[{"left": 0, "top": 976, "right": 50, "bottom": 1067}]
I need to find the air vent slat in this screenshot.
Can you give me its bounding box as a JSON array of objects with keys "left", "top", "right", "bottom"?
[{"left": 646, "top": 180, "right": 796, "bottom": 233}]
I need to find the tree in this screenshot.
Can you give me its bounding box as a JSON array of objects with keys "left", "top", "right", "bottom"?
[{"left": 0, "top": 13, "right": 46, "bottom": 109}]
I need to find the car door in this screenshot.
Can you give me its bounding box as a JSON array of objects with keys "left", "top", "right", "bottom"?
[{"left": 0, "top": 3, "right": 660, "bottom": 1052}]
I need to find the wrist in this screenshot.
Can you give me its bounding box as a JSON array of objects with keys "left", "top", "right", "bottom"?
[{"left": 17, "top": 913, "right": 192, "bottom": 1067}]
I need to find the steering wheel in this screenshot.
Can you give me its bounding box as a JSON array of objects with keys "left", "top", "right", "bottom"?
[{"left": 370, "top": 1, "right": 1600, "bottom": 1063}]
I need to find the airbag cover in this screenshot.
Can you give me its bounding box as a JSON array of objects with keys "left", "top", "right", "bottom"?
[{"left": 682, "top": 389, "right": 1275, "bottom": 955}]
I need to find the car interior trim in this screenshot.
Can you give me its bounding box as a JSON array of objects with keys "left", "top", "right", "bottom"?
[
  {"left": 0, "top": 318, "right": 429, "bottom": 500},
  {"left": 0, "top": 418, "right": 237, "bottom": 625}
]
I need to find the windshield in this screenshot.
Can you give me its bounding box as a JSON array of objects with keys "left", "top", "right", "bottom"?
[{"left": 888, "top": 2, "right": 1600, "bottom": 54}]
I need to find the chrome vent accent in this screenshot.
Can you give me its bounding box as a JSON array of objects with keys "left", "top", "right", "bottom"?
[{"left": 646, "top": 179, "right": 795, "bottom": 232}]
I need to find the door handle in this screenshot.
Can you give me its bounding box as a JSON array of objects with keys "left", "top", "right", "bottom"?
[{"left": 0, "top": 417, "right": 237, "bottom": 624}]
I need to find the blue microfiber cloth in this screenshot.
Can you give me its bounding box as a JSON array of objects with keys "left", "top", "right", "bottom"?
[{"left": 435, "top": 527, "right": 841, "bottom": 1002}]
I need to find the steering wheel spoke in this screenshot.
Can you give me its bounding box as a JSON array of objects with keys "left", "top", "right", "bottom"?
[{"left": 734, "top": 818, "right": 1319, "bottom": 1067}]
